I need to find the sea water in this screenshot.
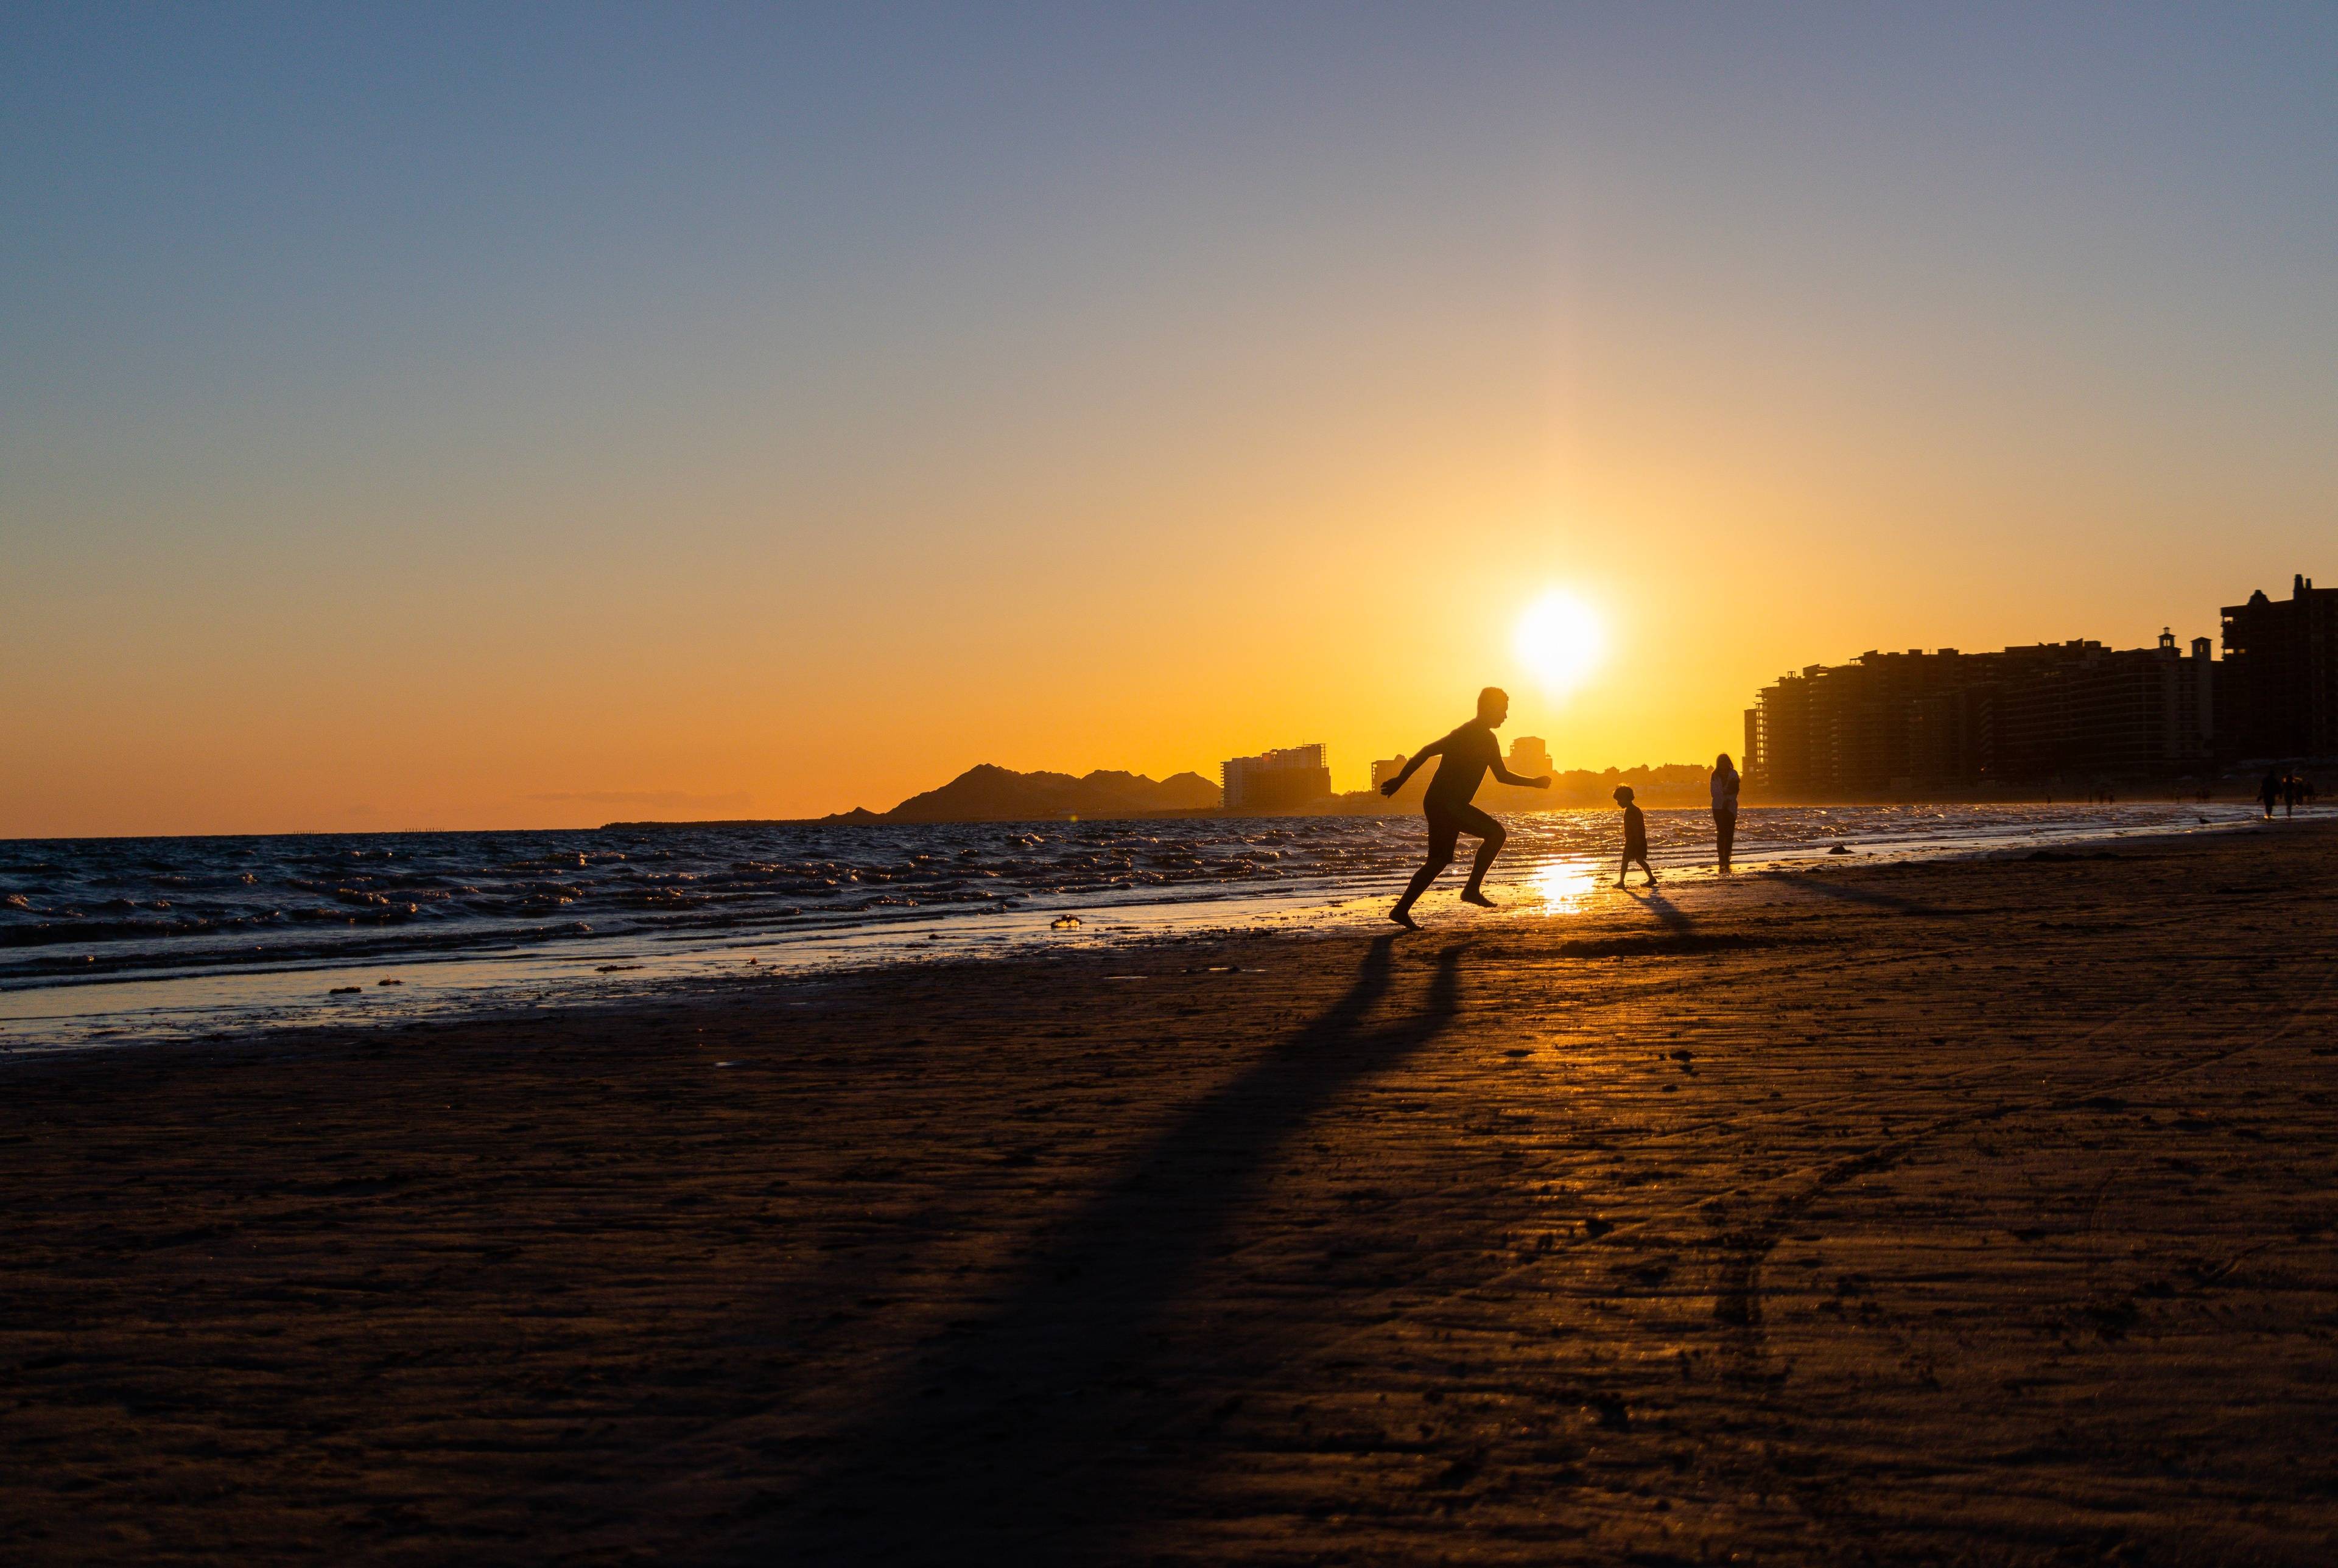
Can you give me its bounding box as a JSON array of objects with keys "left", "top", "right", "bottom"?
[{"left": 0, "top": 802, "right": 2267, "bottom": 1049}]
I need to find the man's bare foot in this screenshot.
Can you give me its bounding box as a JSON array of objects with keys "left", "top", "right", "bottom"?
[
  {"left": 1389, "top": 906, "right": 1420, "bottom": 931},
  {"left": 1459, "top": 889, "right": 1497, "bottom": 908}
]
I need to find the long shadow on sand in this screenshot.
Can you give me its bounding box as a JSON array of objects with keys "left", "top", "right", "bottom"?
[
  {"left": 754, "top": 935, "right": 1465, "bottom": 1566},
  {"left": 1780, "top": 875, "right": 1959, "bottom": 917},
  {"left": 1624, "top": 887, "right": 1693, "bottom": 931}
]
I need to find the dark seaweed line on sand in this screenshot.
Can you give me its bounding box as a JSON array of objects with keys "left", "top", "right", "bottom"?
[{"left": 1556, "top": 931, "right": 1788, "bottom": 959}]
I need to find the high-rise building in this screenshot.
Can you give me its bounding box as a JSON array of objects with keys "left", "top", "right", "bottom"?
[
  {"left": 1221, "top": 744, "right": 1333, "bottom": 811},
  {"left": 1746, "top": 634, "right": 2215, "bottom": 795},
  {"left": 2220, "top": 574, "right": 2338, "bottom": 760},
  {"left": 1369, "top": 755, "right": 1408, "bottom": 791}
]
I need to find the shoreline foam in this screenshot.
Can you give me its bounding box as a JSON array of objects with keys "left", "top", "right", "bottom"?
[{"left": 0, "top": 802, "right": 2284, "bottom": 1053}]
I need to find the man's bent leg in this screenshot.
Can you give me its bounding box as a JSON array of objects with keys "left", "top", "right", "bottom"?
[
  {"left": 1394, "top": 810, "right": 1464, "bottom": 928},
  {"left": 1458, "top": 808, "right": 1506, "bottom": 906},
  {"left": 1391, "top": 856, "right": 1448, "bottom": 928}
]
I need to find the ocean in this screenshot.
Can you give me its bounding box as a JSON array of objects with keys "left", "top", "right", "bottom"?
[{"left": 0, "top": 802, "right": 2264, "bottom": 1049}]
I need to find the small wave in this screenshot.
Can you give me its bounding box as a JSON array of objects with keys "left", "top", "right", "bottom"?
[{"left": 0, "top": 803, "right": 2259, "bottom": 993}]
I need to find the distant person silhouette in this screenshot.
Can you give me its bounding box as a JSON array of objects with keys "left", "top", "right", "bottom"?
[
  {"left": 1710, "top": 751, "right": 1741, "bottom": 872},
  {"left": 1613, "top": 785, "right": 1657, "bottom": 887},
  {"left": 1381, "top": 686, "right": 1550, "bottom": 929},
  {"left": 2284, "top": 771, "right": 2300, "bottom": 819},
  {"left": 2261, "top": 767, "right": 2283, "bottom": 820}
]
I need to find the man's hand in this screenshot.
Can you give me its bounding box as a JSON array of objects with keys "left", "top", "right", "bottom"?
[
  {"left": 1534, "top": 775, "right": 1553, "bottom": 789},
  {"left": 1380, "top": 779, "right": 1401, "bottom": 797}
]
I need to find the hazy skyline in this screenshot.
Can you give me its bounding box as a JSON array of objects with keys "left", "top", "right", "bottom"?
[{"left": 6, "top": 3, "right": 2334, "bottom": 836}]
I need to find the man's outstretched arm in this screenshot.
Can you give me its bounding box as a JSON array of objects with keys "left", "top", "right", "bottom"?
[
  {"left": 1380, "top": 740, "right": 1444, "bottom": 796},
  {"left": 1491, "top": 760, "right": 1553, "bottom": 789}
]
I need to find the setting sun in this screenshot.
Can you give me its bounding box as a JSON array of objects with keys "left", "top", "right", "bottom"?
[{"left": 1514, "top": 590, "right": 1606, "bottom": 698}]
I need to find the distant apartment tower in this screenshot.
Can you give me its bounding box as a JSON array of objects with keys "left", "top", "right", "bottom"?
[
  {"left": 1747, "top": 634, "right": 2214, "bottom": 795},
  {"left": 1991, "top": 631, "right": 2214, "bottom": 779},
  {"left": 2220, "top": 574, "right": 2338, "bottom": 760},
  {"left": 1369, "top": 755, "right": 1408, "bottom": 791},
  {"left": 1221, "top": 744, "right": 1333, "bottom": 811},
  {"left": 1507, "top": 735, "right": 1552, "bottom": 779}
]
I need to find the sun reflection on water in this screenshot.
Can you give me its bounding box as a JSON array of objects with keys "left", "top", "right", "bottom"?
[{"left": 1527, "top": 860, "right": 1599, "bottom": 914}]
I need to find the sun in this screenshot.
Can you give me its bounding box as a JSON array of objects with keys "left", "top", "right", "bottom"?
[{"left": 1514, "top": 589, "right": 1606, "bottom": 696}]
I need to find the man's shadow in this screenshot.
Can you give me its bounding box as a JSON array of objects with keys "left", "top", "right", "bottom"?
[{"left": 757, "top": 935, "right": 1466, "bottom": 1565}]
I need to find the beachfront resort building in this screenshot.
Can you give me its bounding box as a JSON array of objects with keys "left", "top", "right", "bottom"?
[
  {"left": 1508, "top": 735, "right": 1553, "bottom": 780},
  {"left": 1747, "top": 632, "right": 2217, "bottom": 796},
  {"left": 2220, "top": 574, "right": 2338, "bottom": 762},
  {"left": 1221, "top": 744, "right": 1333, "bottom": 811}
]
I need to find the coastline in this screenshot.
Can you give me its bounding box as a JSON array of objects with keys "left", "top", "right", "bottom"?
[
  {"left": 7, "top": 821, "right": 2338, "bottom": 1563},
  {"left": 0, "top": 801, "right": 2270, "bottom": 1054},
  {"left": 604, "top": 788, "right": 2277, "bottom": 831}
]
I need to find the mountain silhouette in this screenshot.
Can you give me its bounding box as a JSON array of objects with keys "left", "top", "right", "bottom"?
[{"left": 838, "top": 765, "right": 1222, "bottom": 824}]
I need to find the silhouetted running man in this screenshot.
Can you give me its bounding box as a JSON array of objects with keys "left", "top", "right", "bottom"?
[
  {"left": 1381, "top": 686, "right": 1550, "bottom": 929},
  {"left": 2261, "top": 767, "right": 2283, "bottom": 820}
]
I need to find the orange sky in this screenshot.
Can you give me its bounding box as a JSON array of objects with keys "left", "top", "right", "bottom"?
[{"left": 5, "top": 9, "right": 2333, "bottom": 838}]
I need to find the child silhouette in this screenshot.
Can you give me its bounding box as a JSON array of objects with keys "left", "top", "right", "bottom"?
[{"left": 1613, "top": 785, "right": 1656, "bottom": 887}]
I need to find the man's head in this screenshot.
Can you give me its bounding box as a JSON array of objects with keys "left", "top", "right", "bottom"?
[{"left": 1476, "top": 686, "right": 1509, "bottom": 727}]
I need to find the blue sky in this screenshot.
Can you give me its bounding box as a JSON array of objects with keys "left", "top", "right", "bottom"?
[{"left": 5, "top": 4, "right": 2334, "bottom": 831}]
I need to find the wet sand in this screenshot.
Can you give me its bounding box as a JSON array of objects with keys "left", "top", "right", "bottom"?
[{"left": 6, "top": 822, "right": 2338, "bottom": 1566}]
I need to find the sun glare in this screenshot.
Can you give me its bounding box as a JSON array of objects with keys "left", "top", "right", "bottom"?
[
  {"left": 1528, "top": 860, "right": 1600, "bottom": 914},
  {"left": 1514, "top": 590, "right": 1606, "bottom": 696}
]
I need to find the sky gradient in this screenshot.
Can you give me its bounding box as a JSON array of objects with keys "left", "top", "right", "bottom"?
[{"left": 5, "top": 3, "right": 2334, "bottom": 836}]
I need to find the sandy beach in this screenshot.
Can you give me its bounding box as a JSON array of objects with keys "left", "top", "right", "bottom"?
[{"left": 7, "top": 822, "right": 2338, "bottom": 1565}]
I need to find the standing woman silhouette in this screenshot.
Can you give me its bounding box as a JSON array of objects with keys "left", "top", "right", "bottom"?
[{"left": 1710, "top": 751, "right": 1742, "bottom": 872}]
